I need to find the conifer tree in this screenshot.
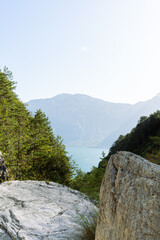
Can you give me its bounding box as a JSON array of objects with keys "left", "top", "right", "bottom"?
[{"left": 0, "top": 68, "right": 74, "bottom": 184}]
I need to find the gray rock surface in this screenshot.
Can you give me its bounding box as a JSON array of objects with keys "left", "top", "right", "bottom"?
[
  {"left": 95, "top": 151, "right": 160, "bottom": 240},
  {"left": 0, "top": 180, "right": 95, "bottom": 240}
]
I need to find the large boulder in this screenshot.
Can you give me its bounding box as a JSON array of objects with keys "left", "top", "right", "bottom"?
[
  {"left": 0, "top": 180, "right": 96, "bottom": 240},
  {"left": 95, "top": 151, "right": 160, "bottom": 240}
]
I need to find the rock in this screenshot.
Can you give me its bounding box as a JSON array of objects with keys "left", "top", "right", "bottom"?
[
  {"left": 0, "top": 180, "right": 96, "bottom": 240},
  {"left": 0, "top": 151, "right": 9, "bottom": 182},
  {"left": 95, "top": 151, "right": 160, "bottom": 240}
]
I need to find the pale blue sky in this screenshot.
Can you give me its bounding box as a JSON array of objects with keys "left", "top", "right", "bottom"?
[{"left": 0, "top": 0, "right": 160, "bottom": 103}]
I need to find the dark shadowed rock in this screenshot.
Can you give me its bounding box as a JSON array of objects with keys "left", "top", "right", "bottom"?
[
  {"left": 0, "top": 152, "right": 9, "bottom": 182},
  {"left": 95, "top": 151, "right": 160, "bottom": 240},
  {"left": 0, "top": 180, "right": 96, "bottom": 240}
]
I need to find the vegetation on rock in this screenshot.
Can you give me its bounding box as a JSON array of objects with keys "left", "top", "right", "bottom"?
[{"left": 75, "top": 207, "right": 98, "bottom": 240}]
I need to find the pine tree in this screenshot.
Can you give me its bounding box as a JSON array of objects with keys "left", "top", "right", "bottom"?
[{"left": 0, "top": 68, "right": 74, "bottom": 184}]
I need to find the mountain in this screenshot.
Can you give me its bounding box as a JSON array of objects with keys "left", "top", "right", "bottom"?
[
  {"left": 98, "top": 93, "right": 160, "bottom": 147},
  {"left": 27, "top": 93, "right": 160, "bottom": 148}
]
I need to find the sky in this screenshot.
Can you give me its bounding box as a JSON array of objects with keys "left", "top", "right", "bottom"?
[{"left": 0, "top": 0, "right": 160, "bottom": 104}]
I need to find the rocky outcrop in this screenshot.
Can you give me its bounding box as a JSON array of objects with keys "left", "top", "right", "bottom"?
[
  {"left": 0, "top": 180, "right": 96, "bottom": 240},
  {"left": 95, "top": 151, "right": 160, "bottom": 240},
  {"left": 0, "top": 151, "right": 9, "bottom": 182}
]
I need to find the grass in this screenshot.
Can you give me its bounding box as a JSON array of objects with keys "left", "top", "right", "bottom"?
[{"left": 73, "top": 207, "right": 98, "bottom": 240}]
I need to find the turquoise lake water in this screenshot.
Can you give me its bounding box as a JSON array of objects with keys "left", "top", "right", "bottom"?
[{"left": 66, "top": 146, "right": 108, "bottom": 172}]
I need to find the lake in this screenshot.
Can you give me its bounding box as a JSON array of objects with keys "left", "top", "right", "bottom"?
[{"left": 66, "top": 146, "right": 108, "bottom": 172}]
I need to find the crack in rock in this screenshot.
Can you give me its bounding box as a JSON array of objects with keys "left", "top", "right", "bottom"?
[
  {"left": 96, "top": 151, "right": 160, "bottom": 240},
  {"left": 0, "top": 180, "right": 97, "bottom": 240}
]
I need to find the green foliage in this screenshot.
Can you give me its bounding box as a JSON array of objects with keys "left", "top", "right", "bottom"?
[
  {"left": 70, "top": 153, "right": 108, "bottom": 203},
  {"left": 72, "top": 111, "right": 160, "bottom": 203},
  {"left": 95, "top": 112, "right": 160, "bottom": 195},
  {"left": 0, "top": 68, "right": 74, "bottom": 185},
  {"left": 71, "top": 167, "right": 104, "bottom": 204},
  {"left": 105, "top": 111, "right": 160, "bottom": 164},
  {"left": 73, "top": 207, "right": 98, "bottom": 240},
  {"left": 2, "top": 67, "right": 160, "bottom": 207}
]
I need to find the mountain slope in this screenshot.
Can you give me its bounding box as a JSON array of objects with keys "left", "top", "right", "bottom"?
[
  {"left": 98, "top": 93, "right": 160, "bottom": 147},
  {"left": 27, "top": 93, "right": 160, "bottom": 147},
  {"left": 71, "top": 110, "right": 160, "bottom": 202},
  {"left": 27, "top": 94, "right": 132, "bottom": 147},
  {"left": 100, "top": 110, "right": 160, "bottom": 167}
]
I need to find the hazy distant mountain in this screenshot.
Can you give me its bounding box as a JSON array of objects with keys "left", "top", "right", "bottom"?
[
  {"left": 27, "top": 93, "right": 160, "bottom": 148},
  {"left": 97, "top": 93, "right": 160, "bottom": 147}
]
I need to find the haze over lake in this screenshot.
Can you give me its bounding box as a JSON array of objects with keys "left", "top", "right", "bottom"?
[{"left": 66, "top": 146, "right": 108, "bottom": 172}]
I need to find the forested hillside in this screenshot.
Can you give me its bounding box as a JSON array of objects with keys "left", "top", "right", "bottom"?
[
  {"left": 1, "top": 67, "right": 160, "bottom": 203},
  {"left": 0, "top": 68, "right": 73, "bottom": 185},
  {"left": 104, "top": 111, "right": 160, "bottom": 165},
  {"left": 72, "top": 111, "right": 160, "bottom": 201}
]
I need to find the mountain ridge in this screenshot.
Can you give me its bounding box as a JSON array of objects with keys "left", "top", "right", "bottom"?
[{"left": 27, "top": 93, "right": 160, "bottom": 148}]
